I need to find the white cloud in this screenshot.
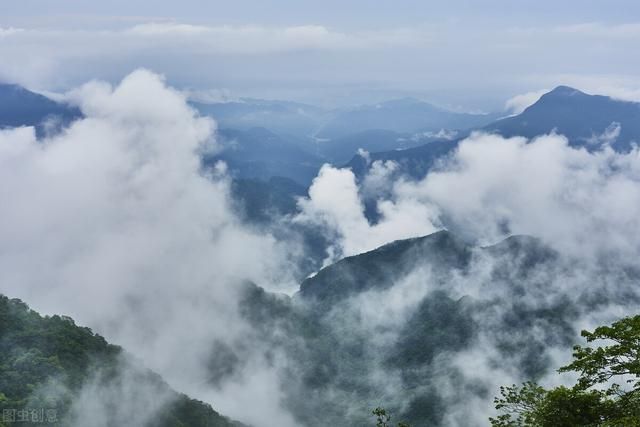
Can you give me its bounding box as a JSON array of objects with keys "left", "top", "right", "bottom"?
[
  {"left": 0, "top": 22, "right": 434, "bottom": 93},
  {"left": 554, "top": 22, "right": 640, "bottom": 38},
  {"left": 0, "top": 69, "right": 299, "bottom": 426},
  {"left": 0, "top": 26, "right": 23, "bottom": 37},
  {"left": 362, "top": 159, "right": 399, "bottom": 197},
  {"left": 295, "top": 164, "right": 439, "bottom": 261},
  {"left": 1, "top": 19, "right": 640, "bottom": 111},
  {"left": 128, "top": 22, "right": 213, "bottom": 36},
  {"left": 300, "top": 132, "right": 640, "bottom": 260},
  {"left": 126, "top": 23, "right": 362, "bottom": 52},
  {"left": 403, "top": 132, "right": 640, "bottom": 257},
  {"left": 504, "top": 89, "right": 548, "bottom": 114},
  {"left": 584, "top": 121, "right": 622, "bottom": 145}
]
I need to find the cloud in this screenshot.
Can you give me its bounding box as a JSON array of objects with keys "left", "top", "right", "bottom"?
[
  {"left": 0, "top": 26, "right": 24, "bottom": 37},
  {"left": 554, "top": 22, "right": 640, "bottom": 38},
  {"left": 66, "top": 355, "right": 177, "bottom": 427},
  {"left": 299, "top": 132, "right": 640, "bottom": 260},
  {"left": 125, "top": 22, "right": 429, "bottom": 51},
  {"left": 127, "top": 22, "right": 213, "bottom": 36},
  {"left": 361, "top": 159, "right": 400, "bottom": 197},
  {"left": 285, "top": 127, "right": 640, "bottom": 425},
  {"left": 400, "top": 132, "right": 640, "bottom": 257},
  {"left": 126, "top": 23, "right": 361, "bottom": 52},
  {"left": 504, "top": 89, "right": 548, "bottom": 114},
  {"left": 0, "top": 69, "right": 300, "bottom": 426},
  {"left": 0, "top": 22, "right": 430, "bottom": 91},
  {"left": 584, "top": 121, "right": 622, "bottom": 145},
  {"left": 424, "top": 129, "right": 459, "bottom": 140},
  {"left": 4, "top": 19, "right": 640, "bottom": 111},
  {"left": 295, "top": 164, "right": 439, "bottom": 262}
]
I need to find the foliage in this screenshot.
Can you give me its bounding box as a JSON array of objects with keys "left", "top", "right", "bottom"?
[
  {"left": 490, "top": 315, "right": 640, "bottom": 426},
  {"left": 0, "top": 295, "right": 241, "bottom": 426},
  {"left": 560, "top": 315, "right": 640, "bottom": 393},
  {"left": 372, "top": 407, "right": 411, "bottom": 427}
]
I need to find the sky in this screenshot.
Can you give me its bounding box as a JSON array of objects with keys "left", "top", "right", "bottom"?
[{"left": 1, "top": 0, "right": 640, "bottom": 110}]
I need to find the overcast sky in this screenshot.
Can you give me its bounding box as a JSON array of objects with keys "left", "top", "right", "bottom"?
[{"left": 1, "top": 0, "right": 640, "bottom": 110}]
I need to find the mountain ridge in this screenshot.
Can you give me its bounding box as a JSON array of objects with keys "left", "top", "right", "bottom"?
[
  {"left": 0, "top": 294, "right": 245, "bottom": 427},
  {"left": 0, "top": 83, "right": 80, "bottom": 136},
  {"left": 346, "top": 85, "right": 640, "bottom": 179}
]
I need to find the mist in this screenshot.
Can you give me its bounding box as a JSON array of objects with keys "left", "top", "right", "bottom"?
[
  {"left": 277, "top": 129, "right": 640, "bottom": 425},
  {"left": 299, "top": 131, "right": 640, "bottom": 260},
  {"left": 0, "top": 69, "right": 301, "bottom": 426}
]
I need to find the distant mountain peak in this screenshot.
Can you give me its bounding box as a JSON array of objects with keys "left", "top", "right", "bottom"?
[
  {"left": 546, "top": 85, "right": 585, "bottom": 97},
  {"left": 481, "top": 83, "right": 640, "bottom": 152}
]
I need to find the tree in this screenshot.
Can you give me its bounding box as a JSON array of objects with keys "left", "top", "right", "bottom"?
[
  {"left": 490, "top": 315, "right": 640, "bottom": 426},
  {"left": 372, "top": 407, "right": 411, "bottom": 427}
]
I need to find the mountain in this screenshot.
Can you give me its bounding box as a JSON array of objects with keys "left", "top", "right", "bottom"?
[
  {"left": 234, "top": 230, "right": 636, "bottom": 426},
  {"left": 0, "top": 295, "right": 243, "bottom": 427},
  {"left": 315, "top": 129, "right": 435, "bottom": 164},
  {"left": 194, "top": 96, "right": 497, "bottom": 180},
  {"left": 485, "top": 86, "right": 640, "bottom": 151},
  {"left": 0, "top": 83, "right": 80, "bottom": 137},
  {"left": 346, "top": 137, "right": 459, "bottom": 179},
  {"left": 316, "top": 98, "right": 497, "bottom": 139},
  {"left": 193, "top": 97, "right": 497, "bottom": 143},
  {"left": 231, "top": 176, "right": 307, "bottom": 223},
  {"left": 346, "top": 86, "right": 640, "bottom": 179},
  {"left": 192, "top": 98, "right": 326, "bottom": 139},
  {"left": 205, "top": 127, "right": 324, "bottom": 186},
  {"left": 298, "top": 230, "right": 473, "bottom": 305}
]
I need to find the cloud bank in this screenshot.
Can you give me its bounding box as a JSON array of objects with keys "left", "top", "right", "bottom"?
[
  {"left": 504, "top": 89, "right": 548, "bottom": 115},
  {"left": 295, "top": 163, "right": 438, "bottom": 263},
  {"left": 286, "top": 128, "right": 640, "bottom": 424},
  {"left": 2, "top": 19, "right": 640, "bottom": 110},
  {"left": 298, "top": 131, "right": 640, "bottom": 260},
  {"left": 0, "top": 69, "right": 299, "bottom": 426}
]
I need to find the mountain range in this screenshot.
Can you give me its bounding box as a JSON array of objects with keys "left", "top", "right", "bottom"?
[
  {"left": 5, "top": 82, "right": 639, "bottom": 186},
  {"left": 347, "top": 86, "right": 640, "bottom": 179},
  {"left": 312, "top": 97, "right": 498, "bottom": 139},
  {"left": 236, "top": 230, "right": 636, "bottom": 426},
  {"left": 485, "top": 86, "right": 640, "bottom": 152},
  {"left": 3, "top": 229, "right": 613, "bottom": 426},
  {"left": 191, "top": 96, "right": 496, "bottom": 141}
]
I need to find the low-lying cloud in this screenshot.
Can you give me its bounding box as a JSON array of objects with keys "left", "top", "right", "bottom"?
[
  {"left": 504, "top": 89, "right": 548, "bottom": 115},
  {"left": 298, "top": 131, "right": 640, "bottom": 260},
  {"left": 0, "top": 69, "right": 299, "bottom": 426},
  {"left": 295, "top": 163, "right": 438, "bottom": 263}
]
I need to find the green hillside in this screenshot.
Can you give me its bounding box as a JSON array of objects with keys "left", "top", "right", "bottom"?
[{"left": 0, "top": 295, "right": 243, "bottom": 427}]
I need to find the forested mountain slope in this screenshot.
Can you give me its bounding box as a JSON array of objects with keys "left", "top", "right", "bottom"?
[{"left": 0, "top": 295, "right": 244, "bottom": 427}]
